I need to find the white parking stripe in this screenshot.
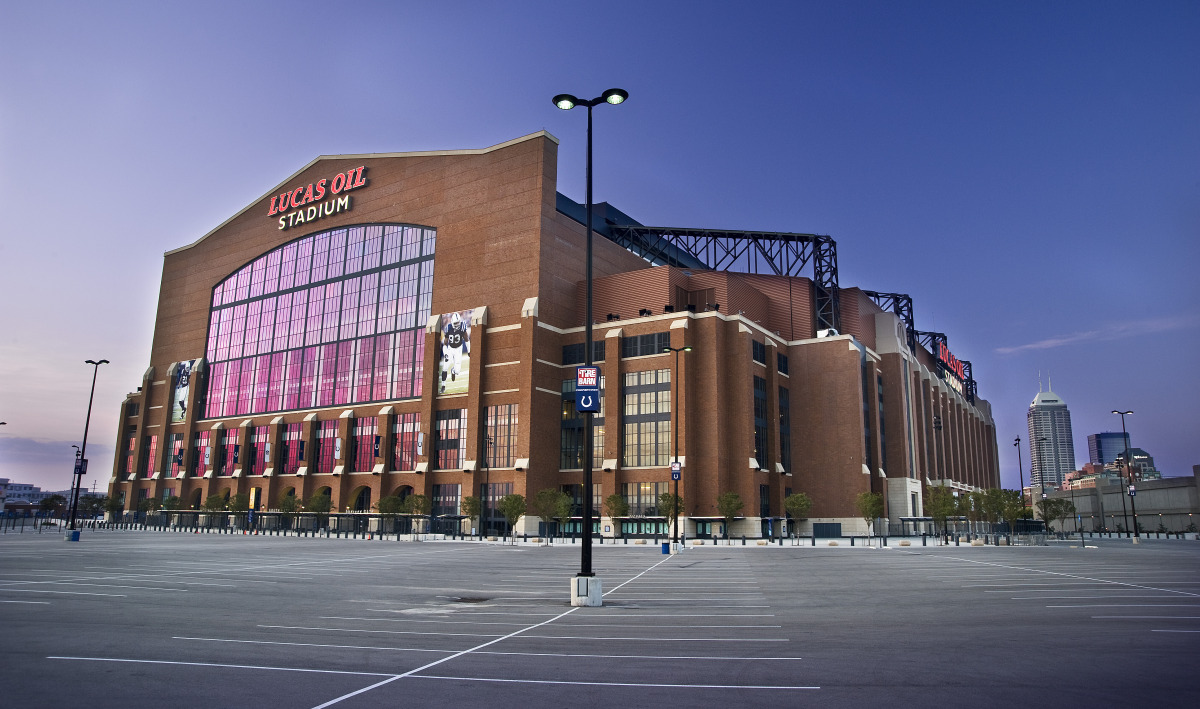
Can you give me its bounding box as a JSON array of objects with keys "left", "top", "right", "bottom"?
[{"left": 411, "top": 674, "right": 817, "bottom": 690}]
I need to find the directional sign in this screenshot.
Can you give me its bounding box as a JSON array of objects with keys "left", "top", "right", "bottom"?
[
  {"left": 1128, "top": 486, "right": 1136, "bottom": 497},
  {"left": 74, "top": 458, "right": 89, "bottom": 475},
  {"left": 671, "top": 461, "right": 681, "bottom": 481},
  {"left": 576, "top": 366, "right": 600, "bottom": 413}
]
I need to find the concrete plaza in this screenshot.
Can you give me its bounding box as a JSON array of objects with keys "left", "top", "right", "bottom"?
[{"left": 1, "top": 532, "right": 1196, "bottom": 707}]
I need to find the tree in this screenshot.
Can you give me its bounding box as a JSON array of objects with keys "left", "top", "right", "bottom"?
[
  {"left": 162, "top": 495, "right": 182, "bottom": 511},
  {"left": 461, "top": 495, "right": 481, "bottom": 536},
  {"left": 926, "top": 486, "right": 955, "bottom": 537},
  {"left": 306, "top": 491, "right": 332, "bottom": 529},
  {"left": 784, "top": 492, "right": 813, "bottom": 527},
  {"left": 40, "top": 494, "right": 67, "bottom": 514},
  {"left": 375, "top": 495, "right": 404, "bottom": 534},
  {"left": 403, "top": 494, "right": 432, "bottom": 535},
  {"left": 716, "top": 492, "right": 743, "bottom": 542},
  {"left": 228, "top": 493, "right": 250, "bottom": 512},
  {"left": 203, "top": 494, "right": 226, "bottom": 512},
  {"left": 79, "top": 495, "right": 106, "bottom": 517},
  {"left": 1037, "top": 498, "right": 1075, "bottom": 535},
  {"left": 137, "top": 498, "right": 154, "bottom": 514},
  {"left": 603, "top": 494, "right": 629, "bottom": 537},
  {"left": 998, "top": 489, "right": 1025, "bottom": 534},
  {"left": 855, "top": 491, "right": 885, "bottom": 537},
  {"left": 553, "top": 491, "right": 574, "bottom": 540},
  {"left": 277, "top": 491, "right": 299, "bottom": 530},
  {"left": 496, "top": 493, "right": 526, "bottom": 543},
  {"left": 982, "top": 489, "right": 1006, "bottom": 529},
  {"left": 530, "top": 488, "right": 569, "bottom": 543},
  {"left": 658, "top": 492, "right": 684, "bottom": 539}
]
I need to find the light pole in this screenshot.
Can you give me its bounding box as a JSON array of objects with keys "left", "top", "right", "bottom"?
[
  {"left": 69, "top": 359, "right": 109, "bottom": 536},
  {"left": 1112, "top": 410, "right": 1138, "bottom": 538},
  {"left": 1014, "top": 436, "right": 1025, "bottom": 508},
  {"left": 553, "top": 87, "right": 627, "bottom": 586},
  {"left": 663, "top": 345, "right": 692, "bottom": 548}
]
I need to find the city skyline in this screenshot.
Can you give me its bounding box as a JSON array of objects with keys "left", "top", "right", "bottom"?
[{"left": 1, "top": 1, "right": 1197, "bottom": 492}]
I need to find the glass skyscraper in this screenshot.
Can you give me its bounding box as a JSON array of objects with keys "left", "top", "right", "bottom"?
[{"left": 1027, "top": 387, "right": 1075, "bottom": 488}]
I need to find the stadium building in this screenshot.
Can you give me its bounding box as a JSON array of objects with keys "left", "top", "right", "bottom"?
[{"left": 107, "top": 132, "right": 1000, "bottom": 538}]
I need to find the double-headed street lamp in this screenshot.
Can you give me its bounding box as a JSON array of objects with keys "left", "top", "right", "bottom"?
[
  {"left": 1112, "top": 410, "right": 1138, "bottom": 538},
  {"left": 1014, "top": 436, "right": 1025, "bottom": 508},
  {"left": 663, "top": 345, "right": 692, "bottom": 548},
  {"left": 69, "top": 359, "right": 109, "bottom": 535},
  {"left": 553, "top": 88, "right": 627, "bottom": 588}
]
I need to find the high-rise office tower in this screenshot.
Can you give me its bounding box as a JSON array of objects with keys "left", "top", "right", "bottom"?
[
  {"left": 1028, "top": 384, "right": 1076, "bottom": 488},
  {"left": 1088, "top": 432, "right": 1130, "bottom": 466}
]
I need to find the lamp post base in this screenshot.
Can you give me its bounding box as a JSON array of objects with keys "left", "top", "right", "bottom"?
[{"left": 570, "top": 575, "right": 602, "bottom": 607}]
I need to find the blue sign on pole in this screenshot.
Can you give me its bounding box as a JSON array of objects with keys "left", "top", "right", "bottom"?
[{"left": 576, "top": 366, "right": 600, "bottom": 413}]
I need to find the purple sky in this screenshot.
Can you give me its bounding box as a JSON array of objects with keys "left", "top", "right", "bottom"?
[{"left": 1, "top": 1, "right": 1197, "bottom": 494}]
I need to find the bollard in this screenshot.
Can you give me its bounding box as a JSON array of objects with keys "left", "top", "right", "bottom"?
[
  {"left": 741, "top": 536, "right": 746, "bottom": 546},
  {"left": 811, "top": 535, "right": 815, "bottom": 546},
  {"left": 922, "top": 535, "right": 927, "bottom": 546},
  {"left": 883, "top": 536, "right": 888, "bottom": 547},
  {"left": 955, "top": 536, "right": 960, "bottom": 546},
  {"left": 850, "top": 536, "right": 854, "bottom": 546}
]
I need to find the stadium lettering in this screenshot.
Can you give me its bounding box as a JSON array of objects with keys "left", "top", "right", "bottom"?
[
  {"left": 267, "top": 166, "right": 368, "bottom": 226},
  {"left": 938, "top": 341, "right": 965, "bottom": 381}
]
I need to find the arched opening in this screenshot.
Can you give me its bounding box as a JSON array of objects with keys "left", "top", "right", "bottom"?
[
  {"left": 188, "top": 489, "right": 202, "bottom": 510},
  {"left": 350, "top": 486, "right": 371, "bottom": 512},
  {"left": 394, "top": 485, "right": 414, "bottom": 502}
]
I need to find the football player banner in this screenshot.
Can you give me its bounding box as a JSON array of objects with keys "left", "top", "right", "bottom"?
[
  {"left": 437, "top": 308, "right": 473, "bottom": 396},
  {"left": 170, "top": 359, "right": 198, "bottom": 423}
]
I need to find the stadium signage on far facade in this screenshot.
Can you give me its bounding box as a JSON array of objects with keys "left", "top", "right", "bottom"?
[
  {"left": 937, "top": 341, "right": 965, "bottom": 381},
  {"left": 267, "top": 166, "right": 369, "bottom": 230}
]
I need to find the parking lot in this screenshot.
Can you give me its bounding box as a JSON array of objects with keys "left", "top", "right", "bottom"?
[{"left": 1, "top": 532, "right": 1197, "bottom": 707}]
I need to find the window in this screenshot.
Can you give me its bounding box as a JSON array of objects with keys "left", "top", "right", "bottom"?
[
  {"left": 753, "top": 376, "right": 768, "bottom": 466},
  {"left": 282, "top": 423, "right": 302, "bottom": 474},
  {"left": 877, "top": 374, "right": 887, "bottom": 473},
  {"left": 778, "top": 386, "right": 791, "bottom": 474},
  {"left": 316, "top": 420, "right": 337, "bottom": 474},
  {"left": 621, "top": 332, "right": 670, "bottom": 359},
  {"left": 139, "top": 435, "right": 158, "bottom": 477},
  {"left": 353, "top": 417, "right": 377, "bottom": 472},
  {"left": 392, "top": 413, "right": 421, "bottom": 471},
  {"left": 435, "top": 409, "right": 466, "bottom": 470},
  {"left": 562, "top": 341, "right": 605, "bottom": 365},
  {"left": 561, "top": 378, "right": 605, "bottom": 468},
  {"left": 777, "top": 352, "right": 789, "bottom": 375},
  {"left": 220, "top": 430, "right": 238, "bottom": 476},
  {"left": 752, "top": 340, "right": 766, "bottom": 364},
  {"left": 621, "top": 369, "right": 671, "bottom": 467},
  {"left": 432, "top": 484, "right": 461, "bottom": 517},
  {"left": 249, "top": 426, "right": 268, "bottom": 475},
  {"left": 486, "top": 404, "right": 518, "bottom": 468},
  {"left": 204, "top": 224, "right": 436, "bottom": 418},
  {"left": 481, "top": 482, "right": 513, "bottom": 533},
  {"left": 193, "top": 431, "right": 210, "bottom": 474},
  {"left": 861, "top": 352, "right": 874, "bottom": 471},
  {"left": 622, "top": 482, "right": 669, "bottom": 516},
  {"left": 123, "top": 426, "right": 137, "bottom": 475},
  {"left": 168, "top": 433, "right": 185, "bottom": 478}
]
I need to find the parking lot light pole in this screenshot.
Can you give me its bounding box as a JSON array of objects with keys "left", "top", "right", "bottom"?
[
  {"left": 664, "top": 345, "right": 692, "bottom": 547},
  {"left": 69, "top": 359, "right": 109, "bottom": 534},
  {"left": 553, "top": 88, "right": 627, "bottom": 591},
  {"left": 1014, "top": 436, "right": 1025, "bottom": 508},
  {"left": 1112, "top": 410, "right": 1138, "bottom": 538}
]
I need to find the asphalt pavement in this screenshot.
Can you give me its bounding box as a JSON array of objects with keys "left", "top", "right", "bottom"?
[{"left": 1, "top": 531, "right": 1196, "bottom": 707}]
